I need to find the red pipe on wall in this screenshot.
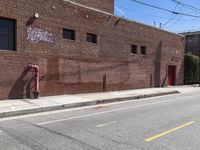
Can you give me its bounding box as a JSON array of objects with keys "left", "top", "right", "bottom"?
[{"left": 27, "top": 64, "right": 40, "bottom": 98}]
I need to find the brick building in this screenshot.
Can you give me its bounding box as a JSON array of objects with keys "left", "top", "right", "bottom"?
[
  {"left": 180, "top": 31, "right": 200, "bottom": 56},
  {"left": 0, "top": 0, "right": 184, "bottom": 100}
]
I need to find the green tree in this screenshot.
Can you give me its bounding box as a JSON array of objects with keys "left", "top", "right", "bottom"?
[{"left": 184, "top": 54, "right": 200, "bottom": 84}]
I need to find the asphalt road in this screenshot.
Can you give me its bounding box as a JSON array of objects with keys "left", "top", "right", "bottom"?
[{"left": 0, "top": 91, "right": 200, "bottom": 150}]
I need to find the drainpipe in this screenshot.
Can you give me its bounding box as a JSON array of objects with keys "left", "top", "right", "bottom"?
[{"left": 27, "top": 64, "right": 40, "bottom": 99}]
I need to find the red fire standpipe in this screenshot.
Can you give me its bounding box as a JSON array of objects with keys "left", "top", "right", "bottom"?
[{"left": 27, "top": 64, "right": 40, "bottom": 99}]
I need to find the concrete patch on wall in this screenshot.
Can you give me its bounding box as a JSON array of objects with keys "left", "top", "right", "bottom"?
[{"left": 27, "top": 26, "right": 55, "bottom": 43}]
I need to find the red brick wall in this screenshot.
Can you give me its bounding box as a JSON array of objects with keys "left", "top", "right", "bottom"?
[
  {"left": 0, "top": 0, "right": 184, "bottom": 100},
  {"left": 68, "top": 0, "right": 114, "bottom": 13}
]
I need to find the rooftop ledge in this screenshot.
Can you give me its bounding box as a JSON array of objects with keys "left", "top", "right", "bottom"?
[{"left": 62, "top": 0, "right": 183, "bottom": 38}]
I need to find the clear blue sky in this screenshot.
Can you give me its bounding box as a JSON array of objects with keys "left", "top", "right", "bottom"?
[{"left": 114, "top": 0, "right": 200, "bottom": 33}]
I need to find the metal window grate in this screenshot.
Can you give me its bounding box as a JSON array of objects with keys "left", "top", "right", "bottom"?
[
  {"left": 87, "top": 33, "right": 97, "bottom": 44},
  {"left": 131, "top": 45, "right": 138, "bottom": 54},
  {"left": 63, "top": 29, "right": 75, "bottom": 40},
  {"left": 0, "top": 18, "right": 16, "bottom": 50},
  {"left": 141, "top": 46, "right": 147, "bottom": 55}
]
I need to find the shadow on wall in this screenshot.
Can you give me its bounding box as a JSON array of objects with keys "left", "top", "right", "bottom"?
[
  {"left": 42, "top": 58, "right": 60, "bottom": 94},
  {"left": 8, "top": 70, "right": 34, "bottom": 99},
  {"left": 176, "top": 61, "right": 184, "bottom": 85},
  {"left": 154, "top": 41, "right": 162, "bottom": 87},
  {"left": 161, "top": 68, "right": 168, "bottom": 87}
]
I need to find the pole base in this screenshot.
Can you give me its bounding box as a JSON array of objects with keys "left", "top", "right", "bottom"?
[{"left": 33, "top": 91, "right": 39, "bottom": 99}]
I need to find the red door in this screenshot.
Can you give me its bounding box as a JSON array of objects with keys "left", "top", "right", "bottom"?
[{"left": 168, "top": 66, "right": 176, "bottom": 86}]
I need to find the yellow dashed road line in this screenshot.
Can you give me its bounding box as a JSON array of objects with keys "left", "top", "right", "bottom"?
[{"left": 145, "top": 121, "right": 195, "bottom": 142}]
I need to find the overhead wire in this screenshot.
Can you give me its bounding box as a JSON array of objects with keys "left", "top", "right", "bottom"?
[
  {"left": 162, "top": 3, "right": 180, "bottom": 27},
  {"left": 170, "top": 0, "right": 200, "bottom": 13},
  {"left": 191, "top": 3, "right": 200, "bottom": 30},
  {"left": 115, "top": 3, "right": 194, "bottom": 22},
  {"left": 131, "top": 0, "right": 200, "bottom": 18},
  {"left": 169, "top": 0, "right": 200, "bottom": 30},
  {"left": 169, "top": 0, "right": 200, "bottom": 29},
  {"left": 115, "top": 4, "right": 175, "bottom": 20},
  {"left": 116, "top": 0, "right": 200, "bottom": 31},
  {"left": 165, "top": 6, "right": 184, "bottom": 29}
]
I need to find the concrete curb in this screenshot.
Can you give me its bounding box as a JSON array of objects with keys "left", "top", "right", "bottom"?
[
  {"left": 95, "top": 90, "right": 179, "bottom": 104},
  {"left": 0, "top": 90, "right": 179, "bottom": 118}
]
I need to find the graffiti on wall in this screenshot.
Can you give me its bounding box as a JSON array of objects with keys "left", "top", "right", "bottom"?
[{"left": 27, "top": 26, "right": 55, "bottom": 43}]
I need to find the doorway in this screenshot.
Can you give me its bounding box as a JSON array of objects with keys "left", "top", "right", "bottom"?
[{"left": 168, "top": 65, "right": 176, "bottom": 86}]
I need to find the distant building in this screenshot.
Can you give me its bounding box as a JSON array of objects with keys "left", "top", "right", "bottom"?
[
  {"left": 180, "top": 31, "right": 200, "bottom": 56},
  {"left": 0, "top": 0, "right": 184, "bottom": 100}
]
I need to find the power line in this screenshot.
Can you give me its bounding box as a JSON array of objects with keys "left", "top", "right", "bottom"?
[
  {"left": 165, "top": 7, "right": 184, "bottom": 29},
  {"left": 115, "top": 4, "right": 173, "bottom": 20},
  {"left": 168, "top": 0, "right": 200, "bottom": 30},
  {"left": 162, "top": 3, "right": 180, "bottom": 27},
  {"left": 170, "top": 0, "right": 200, "bottom": 13},
  {"left": 115, "top": 3, "right": 194, "bottom": 21},
  {"left": 163, "top": 5, "right": 184, "bottom": 29},
  {"left": 131, "top": 0, "right": 200, "bottom": 18}
]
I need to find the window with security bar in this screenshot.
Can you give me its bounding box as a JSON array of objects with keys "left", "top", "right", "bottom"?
[{"left": 0, "top": 18, "right": 16, "bottom": 51}]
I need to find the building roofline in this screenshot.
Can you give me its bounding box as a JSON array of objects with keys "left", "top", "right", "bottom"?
[
  {"left": 63, "top": 0, "right": 183, "bottom": 38},
  {"left": 63, "top": 0, "right": 113, "bottom": 15},
  {"left": 179, "top": 31, "right": 200, "bottom": 36},
  {"left": 117, "top": 16, "right": 183, "bottom": 37}
]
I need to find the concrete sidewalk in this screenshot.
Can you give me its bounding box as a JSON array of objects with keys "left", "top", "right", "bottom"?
[{"left": 0, "top": 85, "right": 199, "bottom": 118}]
